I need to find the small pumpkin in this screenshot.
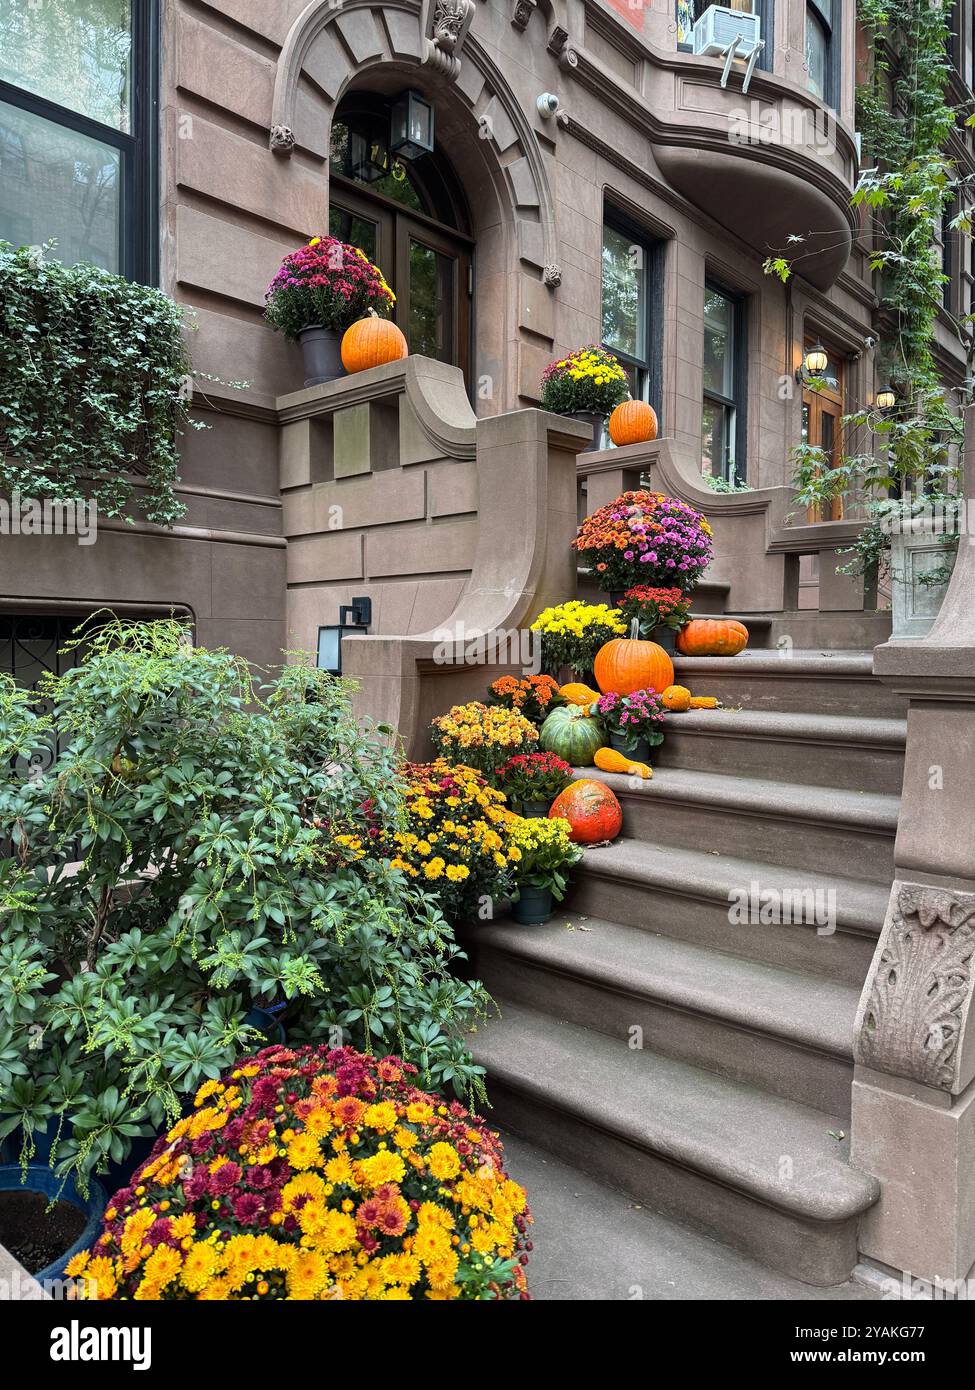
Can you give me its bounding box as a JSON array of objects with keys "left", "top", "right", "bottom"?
[
  {"left": 341, "top": 314, "right": 408, "bottom": 373},
  {"left": 594, "top": 619, "right": 675, "bottom": 696},
  {"left": 559, "top": 681, "right": 600, "bottom": 708},
  {"left": 608, "top": 399, "right": 658, "bottom": 448},
  {"left": 688, "top": 695, "right": 720, "bottom": 708},
  {"left": 661, "top": 684, "right": 692, "bottom": 712},
  {"left": 539, "top": 706, "right": 604, "bottom": 765},
  {"left": 676, "top": 619, "right": 749, "bottom": 658},
  {"left": 550, "top": 778, "right": 623, "bottom": 843},
  {"left": 594, "top": 746, "right": 652, "bottom": 779}
]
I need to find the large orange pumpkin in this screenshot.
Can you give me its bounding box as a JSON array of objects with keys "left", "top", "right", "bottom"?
[
  {"left": 608, "top": 400, "right": 658, "bottom": 447},
  {"left": 341, "top": 315, "right": 408, "bottom": 373},
  {"left": 550, "top": 778, "right": 622, "bottom": 843},
  {"left": 594, "top": 619, "right": 674, "bottom": 695},
  {"left": 676, "top": 619, "right": 749, "bottom": 657}
]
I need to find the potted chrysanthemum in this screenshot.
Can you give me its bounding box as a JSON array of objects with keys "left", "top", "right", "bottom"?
[
  {"left": 265, "top": 235, "right": 395, "bottom": 386},
  {"left": 508, "top": 816, "right": 583, "bottom": 924},
  {"left": 540, "top": 345, "right": 629, "bottom": 451}
]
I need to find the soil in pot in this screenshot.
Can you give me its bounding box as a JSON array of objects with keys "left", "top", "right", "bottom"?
[{"left": 0, "top": 1188, "right": 87, "bottom": 1275}]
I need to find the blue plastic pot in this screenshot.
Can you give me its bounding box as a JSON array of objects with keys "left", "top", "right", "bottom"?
[
  {"left": 244, "top": 1004, "right": 287, "bottom": 1044},
  {"left": 0, "top": 1163, "right": 107, "bottom": 1285}
]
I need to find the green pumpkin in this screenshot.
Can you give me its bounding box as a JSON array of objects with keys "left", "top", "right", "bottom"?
[{"left": 539, "top": 706, "right": 604, "bottom": 766}]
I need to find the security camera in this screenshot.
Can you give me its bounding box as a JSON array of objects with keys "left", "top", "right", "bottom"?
[
  {"left": 537, "top": 93, "right": 560, "bottom": 118},
  {"left": 864, "top": 335, "right": 877, "bottom": 349}
]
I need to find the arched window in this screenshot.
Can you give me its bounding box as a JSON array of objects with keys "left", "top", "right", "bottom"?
[{"left": 328, "top": 92, "right": 473, "bottom": 380}]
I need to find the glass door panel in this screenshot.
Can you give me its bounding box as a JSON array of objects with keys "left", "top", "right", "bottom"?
[{"left": 408, "top": 238, "right": 455, "bottom": 363}]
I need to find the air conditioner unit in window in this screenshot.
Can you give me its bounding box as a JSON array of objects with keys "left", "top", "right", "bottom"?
[{"left": 692, "top": 5, "right": 764, "bottom": 92}]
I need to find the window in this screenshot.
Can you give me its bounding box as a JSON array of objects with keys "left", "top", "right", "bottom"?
[
  {"left": 940, "top": 205, "right": 955, "bottom": 313},
  {"left": 328, "top": 94, "right": 472, "bottom": 380},
  {"left": 677, "top": 0, "right": 773, "bottom": 71},
  {"left": 805, "top": 0, "right": 837, "bottom": 107},
  {"left": 0, "top": 0, "right": 156, "bottom": 281},
  {"left": 800, "top": 337, "right": 844, "bottom": 521},
  {"left": 601, "top": 217, "right": 663, "bottom": 421},
  {"left": 701, "top": 283, "right": 746, "bottom": 484}
]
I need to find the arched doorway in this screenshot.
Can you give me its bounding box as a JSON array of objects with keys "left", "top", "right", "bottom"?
[{"left": 328, "top": 91, "right": 473, "bottom": 381}]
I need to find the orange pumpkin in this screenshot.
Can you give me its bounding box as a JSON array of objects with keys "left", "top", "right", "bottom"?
[
  {"left": 608, "top": 400, "right": 658, "bottom": 447},
  {"left": 676, "top": 619, "right": 749, "bottom": 657},
  {"left": 594, "top": 620, "right": 674, "bottom": 696},
  {"left": 550, "top": 778, "right": 623, "bottom": 843},
  {"left": 661, "top": 684, "right": 692, "bottom": 712},
  {"left": 341, "top": 315, "right": 408, "bottom": 373}
]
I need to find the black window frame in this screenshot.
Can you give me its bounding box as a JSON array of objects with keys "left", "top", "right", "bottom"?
[
  {"left": 600, "top": 209, "right": 665, "bottom": 429},
  {"left": 702, "top": 278, "right": 748, "bottom": 485},
  {"left": 805, "top": 0, "right": 840, "bottom": 111},
  {"left": 0, "top": 0, "right": 158, "bottom": 284}
]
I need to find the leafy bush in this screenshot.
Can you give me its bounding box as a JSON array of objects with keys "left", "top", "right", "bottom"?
[
  {"left": 0, "top": 243, "right": 197, "bottom": 525},
  {"left": 0, "top": 620, "right": 489, "bottom": 1186}
]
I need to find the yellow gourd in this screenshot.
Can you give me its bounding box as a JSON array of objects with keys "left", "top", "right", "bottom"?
[
  {"left": 559, "top": 682, "right": 600, "bottom": 708},
  {"left": 661, "top": 684, "right": 692, "bottom": 712},
  {"left": 688, "top": 696, "right": 720, "bottom": 709},
  {"left": 594, "top": 746, "right": 653, "bottom": 779}
]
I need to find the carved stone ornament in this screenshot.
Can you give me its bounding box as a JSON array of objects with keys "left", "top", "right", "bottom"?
[
  {"left": 269, "top": 124, "right": 296, "bottom": 156},
  {"left": 855, "top": 881, "right": 975, "bottom": 1091},
  {"left": 547, "top": 24, "right": 578, "bottom": 70},
  {"left": 421, "top": 0, "right": 476, "bottom": 78},
  {"left": 542, "top": 263, "right": 562, "bottom": 288},
  {"left": 511, "top": 0, "right": 536, "bottom": 30}
]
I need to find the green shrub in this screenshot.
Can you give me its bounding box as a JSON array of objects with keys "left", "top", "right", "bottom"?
[{"left": 0, "top": 620, "right": 488, "bottom": 1186}]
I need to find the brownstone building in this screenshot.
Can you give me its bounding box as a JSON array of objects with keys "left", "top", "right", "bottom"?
[{"left": 3, "top": 0, "right": 975, "bottom": 1298}]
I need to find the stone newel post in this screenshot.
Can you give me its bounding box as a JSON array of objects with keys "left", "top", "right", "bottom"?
[{"left": 852, "top": 404, "right": 975, "bottom": 1284}]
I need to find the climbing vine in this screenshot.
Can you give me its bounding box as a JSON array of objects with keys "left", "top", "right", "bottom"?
[{"left": 765, "top": 0, "right": 972, "bottom": 582}]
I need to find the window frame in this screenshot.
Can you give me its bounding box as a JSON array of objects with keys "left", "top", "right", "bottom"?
[
  {"left": 805, "top": 0, "right": 839, "bottom": 111},
  {"left": 0, "top": 0, "right": 158, "bottom": 283},
  {"left": 701, "top": 278, "right": 748, "bottom": 485},
  {"left": 600, "top": 209, "right": 665, "bottom": 427}
]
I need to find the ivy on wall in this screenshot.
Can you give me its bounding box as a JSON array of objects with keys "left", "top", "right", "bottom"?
[
  {"left": 765, "top": 0, "right": 972, "bottom": 581},
  {"left": 0, "top": 243, "right": 201, "bottom": 526}
]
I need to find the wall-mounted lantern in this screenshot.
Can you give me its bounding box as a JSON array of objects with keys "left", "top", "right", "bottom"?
[
  {"left": 390, "top": 89, "right": 435, "bottom": 161},
  {"left": 317, "top": 597, "right": 372, "bottom": 677},
  {"left": 875, "top": 386, "right": 897, "bottom": 411},
  {"left": 795, "top": 343, "right": 829, "bottom": 384}
]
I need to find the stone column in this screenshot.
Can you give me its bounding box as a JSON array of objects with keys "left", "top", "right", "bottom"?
[{"left": 852, "top": 404, "right": 975, "bottom": 1284}]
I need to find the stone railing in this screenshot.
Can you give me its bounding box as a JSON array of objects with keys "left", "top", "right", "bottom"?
[
  {"left": 277, "top": 357, "right": 590, "bottom": 756},
  {"left": 576, "top": 438, "right": 878, "bottom": 621},
  {"left": 848, "top": 404, "right": 975, "bottom": 1285}
]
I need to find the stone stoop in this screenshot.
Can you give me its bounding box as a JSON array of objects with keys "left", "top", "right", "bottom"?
[{"left": 466, "top": 649, "right": 907, "bottom": 1295}]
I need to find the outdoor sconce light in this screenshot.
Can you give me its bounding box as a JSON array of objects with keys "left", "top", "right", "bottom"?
[
  {"left": 348, "top": 113, "right": 390, "bottom": 183},
  {"left": 875, "top": 386, "right": 897, "bottom": 410},
  {"left": 796, "top": 343, "right": 829, "bottom": 384},
  {"left": 317, "top": 597, "right": 372, "bottom": 677},
  {"left": 390, "top": 90, "right": 435, "bottom": 160}
]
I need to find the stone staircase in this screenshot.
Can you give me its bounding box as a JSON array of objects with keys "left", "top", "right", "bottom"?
[{"left": 467, "top": 648, "right": 907, "bottom": 1293}]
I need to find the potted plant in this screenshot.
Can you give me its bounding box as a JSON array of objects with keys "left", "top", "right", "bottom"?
[
  {"left": 529, "top": 600, "right": 626, "bottom": 684},
  {"left": 573, "top": 489, "right": 714, "bottom": 598},
  {"left": 540, "top": 345, "right": 629, "bottom": 451},
  {"left": 487, "top": 673, "right": 563, "bottom": 726},
  {"left": 618, "top": 585, "right": 692, "bottom": 654},
  {"left": 593, "top": 688, "right": 666, "bottom": 764},
  {"left": 496, "top": 751, "right": 575, "bottom": 818},
  {"left": 264, "top": 235, "right": 396, "bottom": 387},
  {"left": 430, "top": 701, "right": 539, "bottom": 779},
  {"left": 508, "top": 816, "right": 583, "bottom": 925},
  {"left": 68, "top": 1046, "right": 532, "bottom": 1301}
]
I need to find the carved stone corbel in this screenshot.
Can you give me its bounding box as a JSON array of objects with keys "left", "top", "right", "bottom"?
[
  {"left": 511, "top": 0, "right": 537, "bottom": 30},
  {"left": 542, "top": 264, "right": 562, "bottom": 288},
  {"left": 421, "top": 0, "right": 476, "bottom": 80},
  {"left": 854, "top": 880, "right": 975, "bottom": 1092},
  {"left": 547, "top": 24, "right": 579, "bottom": 70},
  {"left": 269, "top": 125, "right": 296, "bottom": 157}
]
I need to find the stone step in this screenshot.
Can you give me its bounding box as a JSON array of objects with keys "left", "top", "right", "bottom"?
[
  {"left": 566, "top": 840, "right": 887, "bottom": 986},
  {"left": 575, "top": 572, "right": 731, "bottom": 615},
  {"left": 500, "top": 1133, "right": 879, "bottom": 1301},
  {"left": 671, "top": 650, "right": 908, "bottom": 718},
  {"left": 575, "top": 767, "right": 898, "bottom": 883},
  {"left": 654, "top": 707, "right": 907, "bottom": 794},
  {"left": 469, "top": 912, "right": 861, "bottom": 1115},
  {"left": 473, "top": 1004, "right": 880, "bottom": 1285}
]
